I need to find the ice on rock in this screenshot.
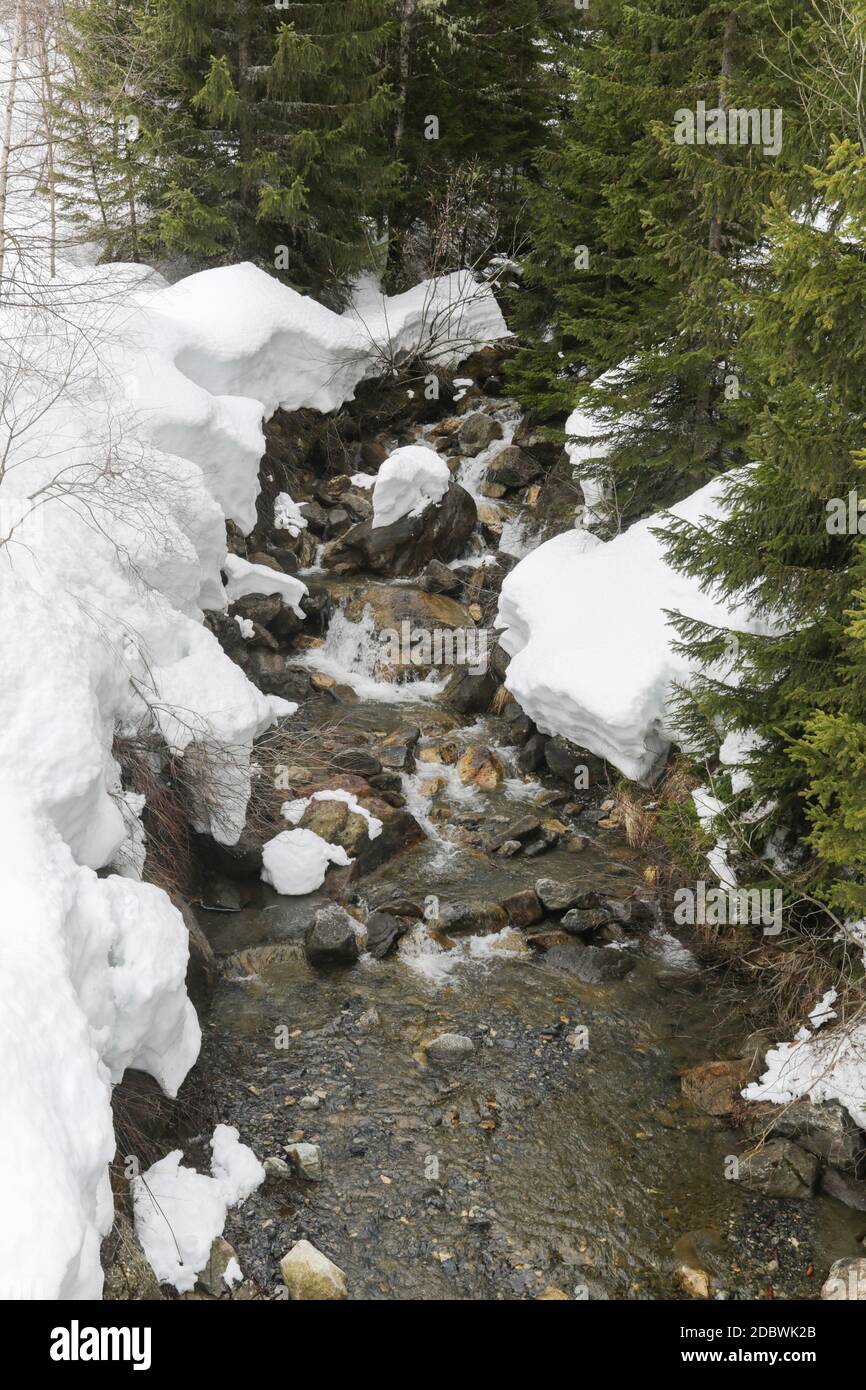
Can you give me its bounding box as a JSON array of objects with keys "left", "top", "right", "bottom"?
[
  {"left": 371, "top": 445, "right": 451, "bottom": 529},
  {"left": 496, "top": 475, "right": 768, "bottom": 784}
]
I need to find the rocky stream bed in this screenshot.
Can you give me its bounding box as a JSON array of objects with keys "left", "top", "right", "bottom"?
[{"left": 106, "top": 352, "right": 866, "bottom": 1301}]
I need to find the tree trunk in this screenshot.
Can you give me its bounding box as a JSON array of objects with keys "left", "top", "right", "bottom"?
[
  {"left": 0, "top": 0, "right": 27, "bottom": 294},
  {"left": 709, "top": 11, "right": 737, "bottom": 256}
]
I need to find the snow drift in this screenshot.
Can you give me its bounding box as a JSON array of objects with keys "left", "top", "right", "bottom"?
[
  {"left": 496, "top": 476, "right": 767, "bottom": 783},
  {"left": 0, "top": 251, "right": 505, "bottom": 1297}
]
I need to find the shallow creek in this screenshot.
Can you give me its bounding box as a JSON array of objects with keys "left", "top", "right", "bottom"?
[{"left": 193, "top": 693, "right": 864, "bottom": 1301}]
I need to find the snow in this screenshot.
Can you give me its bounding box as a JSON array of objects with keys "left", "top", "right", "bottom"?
[
  {"left": 223, "top": 552, "right": 307, "bottom": 616},
  {"left": 371, "top": 445, "right": 451, "bottom": 529},
  {"left": 496, "top": 475, "right": 768, "bottom": 783},
  {"left": 274, "top": 492, "right": 308, "bottom": 537},
  {"left": 743, "top": 1019, "right": 866, "bottom": 1129},
  {"left": 281, "top": 790, "right": 383, "bottom": 840},
  {"left": 261, "top": 828, "right": 352, "bottom": 895},
  {"left": 132, "top": 1125, "right": 263, "bottom": 1293}
]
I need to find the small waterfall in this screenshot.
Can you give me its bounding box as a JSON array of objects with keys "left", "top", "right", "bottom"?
[{"left": 297, "top": 602, "right": 447, "bottom": 703}]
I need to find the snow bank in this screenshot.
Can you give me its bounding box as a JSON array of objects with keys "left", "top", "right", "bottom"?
[
  {"left": 371, "top": 445, "right": 451, "bottom": 529},
  {"left": 261, "top": 827, "right": 352, "bottom": 895},
  {"left": 0, "top": 245, "right": 503, "bottom": 1297},
  {"left": 132, "top": 1125, "right": 263, "bottom": 1293},
  {"left": 496, "top": 476, "right": 767, "bottom": 783}
]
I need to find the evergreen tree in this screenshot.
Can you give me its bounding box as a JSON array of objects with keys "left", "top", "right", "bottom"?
[
  {"left": 660, "top": 137, "right": 866, "bottom": 909},
  {"left": 509, "top": 0, "right": 809, "bottom": 523},
  {"left": 386, "top": 0, "right": 578, "bottom": 283}
]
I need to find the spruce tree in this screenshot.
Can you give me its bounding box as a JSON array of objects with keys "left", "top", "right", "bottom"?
[
  {"left": 509, "top": 0, "right": 809, "bottom": 523},
  {"left": 153, "top": 0, "right": 398, "bottom": 298}
]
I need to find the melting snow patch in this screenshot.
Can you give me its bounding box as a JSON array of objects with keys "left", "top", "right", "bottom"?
[
  {"left": 261, "top": 827, "right": 352, "bottom": 895},
  {"left": 371, "top": 445, "right": 450, "bottom": 529}
]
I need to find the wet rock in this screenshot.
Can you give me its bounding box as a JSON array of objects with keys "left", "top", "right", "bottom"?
[
  {"left": 285, "top": 1142, "right": 323, "bottom": 1182},
  {"left": 421, "top": 558, "right": 462, "bottom": 595},
  {"left": 298, "top": 500, "right": 329, "bottom": 534},
  {"left": 819, "top": 1167, "right": 866, "bottom": 1210},
  {"left": 501, "top": 888, "right": 544, "bottom": 927},
  {"left": 536, "top": 1285, "right": 570, "bottom": 1300},
  {"left": 458, "top": 412, "right": 503, "bottom": 456},
  {"left": 535, "top": 878, "right": 584, "bottom": 914},
  {"left": 364, "top": 910, "right": 404, "bottom": 960},
  {"left": 420, "top": 775, "right": 447, "bottom": 798},
  {"left": 680, "top": 1059, "right": 751, "bottom": 1116},
  {"left": 517, "top": 733, "right": 547, "bottom": 774},
  {"left": 561, "top": 907, "right": 609, "bottom": 936},
  {"left": 440, "top": 665, "right": 498, "bottom": 716},
  {"left": 193, "top": 825, "right": 263, "bottom": 880},
  {"left": 497, "top": 839, "right": 522, "bottom": 858},
  {"left": 527, "top": 930, "right": 571, "bottom": 953},
  {"left": 737, "top": 1140, "right": 818, "bottom": 1198},
  {"left": 304, "top": 905, "right": 360, "bottom": 968},
  {"left": 346, "top": 584, "right": 478, "bottom": 679},
  {"left": 440, "top": 901, "right": 508, "bottom": 935},
  {"left": 486, "top": 445, "right": 542, "bottom": 490},
  {"left": 485, "top": 814, "right": 542, "bottom": 852},
  {"left": 426, "top": 1033, "right": 475, "bottom": 1063},
  {"left": 322, "top": 481, "right": 476, "bottom": 577},
  {"left": 544, "top": 942, "right": 636, "bottom": 983},
  {"left": 456, "top": 745, "right": 505, "bottom": 790},
  {"left": 331, "top": 749, "right": 382, "bottom": 778},
  {"left": 230, "top": 593, "right": 282, "bottom": 628},
  {"left": 768, "top": 1100, "right": 865, "bottom": 1174},
  {"left": 821, "top": 1257, "right": 866, "bottom": 1299},
  {"left": 603, "top": 896, "right": 655, "bottom": 927},
  {"left": 280, "top": 1240, "right": 347, "bottom": 1300},
  {"left": 677, "top": 1265, "right": 711, "bottom": 1300},
  {"left": 199, "top": 1237, "right": 241, "bottom": 1297}
]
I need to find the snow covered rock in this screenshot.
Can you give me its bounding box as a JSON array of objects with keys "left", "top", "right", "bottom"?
[
  {"left": 496, "top": 475, "right": 767, "bottom": 783},
  {"left": 132, "top": 1125, "right": 263, "bottom": 1293},
  {"left": 371, "top": 446, "right": 451, "bottom": 529},
  {"left": 222, "top": 552, "right": 307, "bottom": 616},
  {"left": 261, "top": 827, "right": 352, "bottom": 895}
]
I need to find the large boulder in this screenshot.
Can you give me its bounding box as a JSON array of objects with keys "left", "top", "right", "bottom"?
[
  {"left": 486, "top": 445, "right": 543, "bottom": 491},
  {"left": 458, "top": 412, "right": 503, "bottom": 456},
  {"left": 767, "top": 1100, "right": 865, "bottom": 1174},
  {"left": 322, "top": 481, "right": 476, "bottom": 577}
]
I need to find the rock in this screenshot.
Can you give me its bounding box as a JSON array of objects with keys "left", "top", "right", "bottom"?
[
  {"left": 420, "top": 775, "right": 447, "bottom": 798},
  {"left": 421, "top": 558, "right": 462, "bottom": 595},
  {"left": 304, "top": 905, "right": 360, "bottom": 968},
  {"left": 535, "top": 878, "right": 585, "bottom": 914},
  {"left": 603, "top": 896, "right": 655, "bottom": 927},
  {"left": 364, "top": 910, "right": 403, "bottom": 959},
  {"left": 456, "top": 745, "right": 505, "bottom": 790},
  {"left": 561, "top": 907, "right": 609, "bottom": 936},
  {"left": 737, "top": 1140, "right": 819, "bottom": 1198},
  {"left": 536, "top": 1285, "right": 570, "bottom": 1300},
  {"left": 280, "top": 1240, "right": 347, "bottom": 1301},
  {"left": 345, "top": 585, "right": 477, "bottom": 678},
  {"left": 677, "top": 1265, "right": 711, "bottom": 1300},
  {"left": 426, "top": 1032, "right": 475, "bottom": 1063},
  {"left": 263, "top": 1156, "right": 292, "bottom": 1185},
  {"left": 102, "top": 1211, "right": 164, "bottom": 1301},
  {"left": 458, "top": 412, "right": 503, "bottom": 456},
  {"left": 769, "top": 1100, "right": 865, "bottom": 1174},
  {"left": 199, "top": 1237, "right": 242, "bottom": 1297},
  {"left": 310, "top": 671, "right": 337, "bottom": 691},
  {"left": 517, "top": 733, "right": 547, "bottom": 774},
  {"left": 821, "top": 1257, "right": 866, "bottom": 1299},
  {"left": 193, "top": 825, "right": 263, "bottom": 879},
  {"left": 439, "top": 901, "right": 508, "bottom": 935},
  {"left": 284, "top": 1142, "right": 323, "bottom": 1182},
  {"left": 497, "top": 840, "right": 522, "bottom": 857},
  {"left": 527, "top": 930, "right": 571, "bottom": 953},
  {"left": 485, "top": 815, "right": 542, "bottom": 851},
  {"left": 323, "top": 482, "right": 477, "bottom": 577},
  {"left": 331, "top": 749, "right": 382, "bottom": 778},
  {"left": 486, "top": 444, "right": 543, "bottom": 490},
  {"left": 820, "top": 1166, "right": 866, "bottom": 1210},
  {"left": 544, "top": 942, "right": 636, "bottom": 982},
  {"left": 501, "top": 888, "right": 544, "bottom": 927},
  {"left": 544, "top": 735, "right": 607, "bottom": 787},
  {"left": 680, "top": 1059, "right": 751, "bottom": 1116},
  {"left": 230, "top": 592, "right": 282, "bottom": 628},
  {"left": 440, "top": 666, "right": 498, "bottom": 716}
]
